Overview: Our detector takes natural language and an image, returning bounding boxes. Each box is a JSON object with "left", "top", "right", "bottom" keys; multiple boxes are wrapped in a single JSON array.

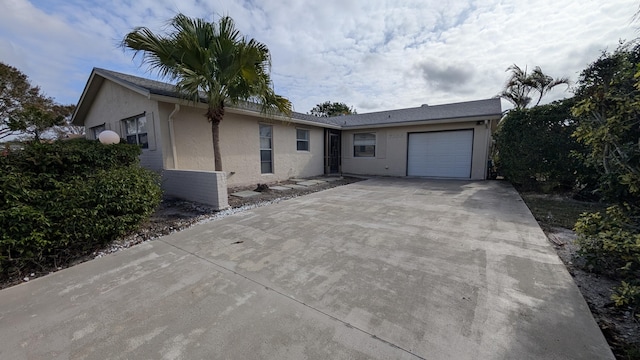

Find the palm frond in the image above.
[{"left": 122, "top": 13, "right": 292, "bottom": 118}]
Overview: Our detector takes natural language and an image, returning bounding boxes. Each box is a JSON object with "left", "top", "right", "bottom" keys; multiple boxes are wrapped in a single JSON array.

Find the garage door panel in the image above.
[{"left": 407, "top": 130, "right": 473, "bottom": 178}]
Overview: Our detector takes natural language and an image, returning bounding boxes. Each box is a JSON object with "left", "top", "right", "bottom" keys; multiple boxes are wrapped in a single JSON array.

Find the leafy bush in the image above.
[
  {"left": 494, "top": 99, "right": 593, "bottom": 192},
  {"left": 7, "top": 138, "right": 142, "bottom": 179},
  {"left": 0, "top": 139, "right": 161, "bottom": 277},
  {"left": 572, "top": 43, "right": 640, "bottom": 311},
  {"left": 575, "top": 204, "right": 640, "bottom": 313}
]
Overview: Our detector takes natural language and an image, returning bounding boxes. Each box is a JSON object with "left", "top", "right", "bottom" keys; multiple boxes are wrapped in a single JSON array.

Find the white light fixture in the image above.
[{"left": 98, "top": 130, "right": 120, "bottom": 145}]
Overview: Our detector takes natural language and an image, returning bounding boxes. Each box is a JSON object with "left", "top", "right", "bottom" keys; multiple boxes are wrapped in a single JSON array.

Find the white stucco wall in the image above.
[
  {"left": 83, "top": 81, "right": 164, "bottom": 172},
  {"left": 341, "top": 120, "right": 493, "bottom": 180},
  {"left": 162, "top": 169, "right": 228, "bottom": 209},
  {"left": 168, "top": 106, "right": 326, "bottom": 187}
]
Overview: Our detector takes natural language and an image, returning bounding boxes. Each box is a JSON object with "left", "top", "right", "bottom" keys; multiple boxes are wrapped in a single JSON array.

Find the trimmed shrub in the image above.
[{"left": 0, "top": 139, "right": 161, "bottom": 276}]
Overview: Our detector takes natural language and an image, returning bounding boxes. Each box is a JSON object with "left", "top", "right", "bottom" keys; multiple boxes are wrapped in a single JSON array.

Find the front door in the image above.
[{"left": 325, "top": 129, "right": 341, "bottom": 174}]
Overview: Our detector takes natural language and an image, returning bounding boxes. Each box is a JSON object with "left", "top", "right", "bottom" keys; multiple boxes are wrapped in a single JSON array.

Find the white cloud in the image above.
[{"left": 0, "top": 0, "right": 637, "bottom": 113}]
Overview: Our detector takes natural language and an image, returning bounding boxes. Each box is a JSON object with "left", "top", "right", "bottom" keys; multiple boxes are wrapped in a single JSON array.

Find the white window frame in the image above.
[
  {"left": 122, "top": 113, "right": 148, "bottom": 149},
  {"left": 353, "top": 133, "right": 376, "bottom": 157},
  {"left": 259, "top": 124, "right": 273, "bottom": 174},
  {"left": 296, "top": 128, "right": 310, "bottom": 152}
]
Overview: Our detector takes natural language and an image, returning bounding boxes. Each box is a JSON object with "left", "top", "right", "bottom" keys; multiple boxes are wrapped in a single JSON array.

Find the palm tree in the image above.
[
  {"left": 499, "top": 64, "right": 569, "bottom": 109},
  {"left": 122, "top": 14, "right": 292, "bottom": 171},
  {"left": 499, "top": 64, "right": 533, "bottom": 110},
  {"left": 529, "top": 66, "right": 570, "bottom": 106}
]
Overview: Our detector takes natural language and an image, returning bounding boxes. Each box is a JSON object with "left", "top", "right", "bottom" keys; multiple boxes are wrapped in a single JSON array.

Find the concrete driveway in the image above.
[{"left": 0, "top": 178, "right": 613, "bottom": 359}]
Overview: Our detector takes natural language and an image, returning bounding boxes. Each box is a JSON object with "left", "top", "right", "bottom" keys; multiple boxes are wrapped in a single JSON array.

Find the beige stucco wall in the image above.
[
  {"left": 341, "top": 120, "right": 493, "bottom": 180},
  {"left": 83, "top": 81, "right": 164, "bottom": 172},
  {"left": 168, "top": 106, "right": 325, "bottom": 187}
]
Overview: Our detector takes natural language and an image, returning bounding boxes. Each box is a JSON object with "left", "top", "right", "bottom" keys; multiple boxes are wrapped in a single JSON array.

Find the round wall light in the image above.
[{"left": 98, "top": 130, "right": 120, "bottom": 145}]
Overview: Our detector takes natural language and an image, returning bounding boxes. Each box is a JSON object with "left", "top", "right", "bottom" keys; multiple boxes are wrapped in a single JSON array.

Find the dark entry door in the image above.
[{"left": 325, "top": 129, "right": 341, "bottom": 174}]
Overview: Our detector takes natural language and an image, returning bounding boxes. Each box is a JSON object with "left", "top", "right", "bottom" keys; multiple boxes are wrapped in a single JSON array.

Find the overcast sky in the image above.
[{"left": 0, "top": 0, "right": 637, "bottom": 114}]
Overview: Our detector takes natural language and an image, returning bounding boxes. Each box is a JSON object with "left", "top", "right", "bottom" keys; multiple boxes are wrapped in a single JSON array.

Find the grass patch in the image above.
[{"left": 520, "top": 193, "right": 608, "bottom": 230}]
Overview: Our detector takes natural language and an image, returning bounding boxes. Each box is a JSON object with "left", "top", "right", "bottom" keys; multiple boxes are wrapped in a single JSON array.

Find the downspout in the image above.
[
  {"left": 168, "top": 104, "right": 180, "bottom": 169},
  {"left": 484, "top": 119, "right": 490, "bottom": 180}
]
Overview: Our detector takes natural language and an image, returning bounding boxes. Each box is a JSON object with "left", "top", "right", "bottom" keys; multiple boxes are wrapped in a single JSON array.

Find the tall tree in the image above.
[
  {"left": 0, "top": 62, "right": 73, "bottom": 141},
  {"left": 309, "top": 101, "right": 357, "bottom": 117},
  {"left": 498, "top": 64, "right": 569, "bottom": 109},
  {"left": 122, "top": 14, "right": 291, "bottom": 171},
  {"left": 51, "top": 104, "right": 83, "bottom": 140},
  {"left": 499, "top": 64, "right": 533, "bottom": 110},
  {"left": 9, "top": 100, "right": 74, "bottom": 141},
  {"left": 572, "top": 43, "right": 640, "bottom": 201},
  {"left": 0, "top": 63, "right": 39, "bottom": 140},
  {"left": 529, "top": 67, "right": 570, "bottom": 106}
]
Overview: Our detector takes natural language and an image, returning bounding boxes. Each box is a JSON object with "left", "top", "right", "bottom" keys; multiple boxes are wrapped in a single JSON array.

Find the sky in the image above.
[{"left": 0, "top": 0, "right": 638, "bottom": 114}]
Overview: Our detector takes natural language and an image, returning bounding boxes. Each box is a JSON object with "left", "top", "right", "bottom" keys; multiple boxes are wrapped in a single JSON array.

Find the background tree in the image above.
[
  {"left": 0, "top": 63, "right": 39, "bottom": 140},
  {"left": 498, "top": 64, "right": 569, "bottom": 109},
  {"left": 51, "top": 104, "right": 83, "bottom": 139},
  {"left": 309, "top": 101, "right": 357, "bottom": 117},
  {"left": 530, "top": 67, "right": 570, "bottom": 106},
  {"left": 572, "top": 43, "right": 640, "bottom": 201},
  {"left": 0, "top": 62, "right": 74, "bottom": 141},
  {"left": 8, "top": 100, "right": 74, "bottom": 141},
  {"left": 498, "top": 64, "right": 533, "bottom": 110},
  {"left": 123, "top": 14, "right": 291, "bottom": 171}
]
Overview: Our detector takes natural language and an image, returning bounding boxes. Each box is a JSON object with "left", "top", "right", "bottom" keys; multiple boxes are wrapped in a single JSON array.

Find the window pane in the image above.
[
  {"left": 125, "top": 119, "right": 136, "bottom": 135},
  {"left": 259, "top": 125, "right": 272, "bottom": 138},
  {"left": 297, "top": 140, "right": 309, "bottom": 151},
  {"left": 126, "top": 135, "right": 137, "bottom": 144},
  {"left": 261, "top": 162, "right": 272, "bottom": 174},
  {"left": 260, "top": 137, "right": 271, "bottom": 149},
  {"left": 354, "top": 145, "right": 375, "bottom": 157},
  {"left": 354, "top": 133, "right": 375, "bottom": 146},
  {"left": 92, "top": 125, "right": 105, "bottom": 139},
  {"left": 296, "top": 129, "right": 309, "bottom": 140},
  {"left": 260, "top": 150, "right": 272, "bottom": 162},
  {"left": 138, "top": 133, "right": 149, "bottom": 149},
  {"left": 137, "top": 116, "right": 147, "bottom": 133}
]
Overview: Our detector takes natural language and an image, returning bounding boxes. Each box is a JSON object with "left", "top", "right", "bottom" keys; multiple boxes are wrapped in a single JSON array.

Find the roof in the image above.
[
  {"left": 333, "top": 98, "right": 502, "bottom": 128},
  {"left": 95, "top": 68, "right": 181, "bottom": 99},
  {"left": 72, "top": 67, "right": 501, "bottom": 127},
  {"left": 72, "top": 68, "right": 342, "bottom": 127}
]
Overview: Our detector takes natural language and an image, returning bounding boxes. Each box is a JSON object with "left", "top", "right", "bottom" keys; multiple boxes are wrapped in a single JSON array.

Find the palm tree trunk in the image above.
[{"left": 208, "top": 105, "right": 224, "bottom": 172}]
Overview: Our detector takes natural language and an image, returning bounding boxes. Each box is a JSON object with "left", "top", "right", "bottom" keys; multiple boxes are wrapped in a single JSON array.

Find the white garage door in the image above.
[{"left": 407, "top": 130, "right": 473, "bottom": 178}]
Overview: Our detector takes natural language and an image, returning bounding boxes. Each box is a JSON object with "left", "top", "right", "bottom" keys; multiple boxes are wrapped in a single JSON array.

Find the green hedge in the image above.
[
  {"left": 495, "top": 100, "right": 593, "bottom": 192},
  {"left": 0, "top": 139, "right": 162, "bottom": 276}
]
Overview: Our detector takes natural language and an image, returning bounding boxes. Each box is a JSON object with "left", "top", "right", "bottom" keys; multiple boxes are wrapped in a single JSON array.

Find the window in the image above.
[
  {"left": 91, "top": 124, "right": 105, "bottom": 140},
  {"left": 123, "top": 114, "right": 148, "bottom": 149},
  {"left": 259, "top": 124, "right": 273, "bottom": 174},
  {"left": 296, "top": 129, "right": 309, "bottom": 151},
  {"left": 354, "top": 133, "right": 375, "bottom": 157}
]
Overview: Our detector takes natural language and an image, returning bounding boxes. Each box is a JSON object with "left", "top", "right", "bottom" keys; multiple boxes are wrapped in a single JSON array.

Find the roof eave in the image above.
[
  {"left": 226, "top": 107, "right": 342, "bottom": 129},
  {"left": 150, "top": 94, "right": 341, "bottom": 129},
  {"left": 340, "top": 114, "right": 502, "bottom": 130},
  {"left": 71, "top": 70, "right": 101, "bottom": 126}
]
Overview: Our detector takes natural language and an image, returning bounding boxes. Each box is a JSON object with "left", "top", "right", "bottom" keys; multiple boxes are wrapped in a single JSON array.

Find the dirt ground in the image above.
[{"left": 546, "top": 227, "right": 639, "bottom": 359}]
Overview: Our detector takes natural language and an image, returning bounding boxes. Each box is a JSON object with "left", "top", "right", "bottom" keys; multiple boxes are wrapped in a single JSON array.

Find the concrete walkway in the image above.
[{"left": 0, "top": 178, "right": 613, "bottom": 359}]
